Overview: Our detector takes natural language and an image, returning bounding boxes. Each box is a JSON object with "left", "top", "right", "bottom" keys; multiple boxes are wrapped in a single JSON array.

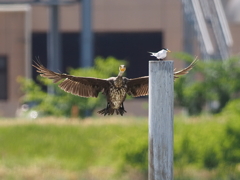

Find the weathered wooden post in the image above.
[{"left": 149, "top": 61, "right": 174, "bottom": 180}]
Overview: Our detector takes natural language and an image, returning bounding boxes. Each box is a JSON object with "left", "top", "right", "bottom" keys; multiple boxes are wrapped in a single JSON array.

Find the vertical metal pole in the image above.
[
  {"left": 24, "top": 5, "right": 32, "bottom": 78},
  {"left": 80, "top": 0, "right": 93, "bottom": 117},
  {"left": 183, "top": 11, "right": 194, "bottom": 55},
  {"left": 80, "top": 0, "right": 93, "bottom": 67},
  {"left": 149, "top": 61, "right": 174, "bottom": 180},
  {"left": 47, "top": 3, "right": 61, "bottom": 94}
]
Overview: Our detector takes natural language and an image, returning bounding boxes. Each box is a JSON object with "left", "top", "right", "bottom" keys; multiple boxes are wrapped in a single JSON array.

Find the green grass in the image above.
[
  {"left": 0, "top": 115, "right": 240, "bottom": 180},
  {"left": 0, "top": 117, "right": 148, "bottom": 180}
]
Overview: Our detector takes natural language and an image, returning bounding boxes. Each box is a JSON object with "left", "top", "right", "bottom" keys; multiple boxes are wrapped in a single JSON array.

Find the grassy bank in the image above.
[
  {"left": 0, "top": 115, "right": 240, "bottom": 180},
  {"left": 0, "top": 117, "right": 147, "bottom": 180}
]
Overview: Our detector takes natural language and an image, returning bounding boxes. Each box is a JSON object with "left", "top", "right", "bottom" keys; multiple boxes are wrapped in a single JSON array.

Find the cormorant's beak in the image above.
[
  {"left": 119, "top": 65, "right": 126, "bottom": 72},
  {"left": 167, "top": 49, "right": 171, "bottom": 52}
]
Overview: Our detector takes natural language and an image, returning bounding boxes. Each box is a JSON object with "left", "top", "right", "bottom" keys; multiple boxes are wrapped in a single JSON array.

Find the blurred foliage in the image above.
[
  {"left": 173, "top": 53, "right": 240, "bottom": 115},
  {"left": 2, "top": 114, "right": 240, "bottom": 179},
  {"left": 18, "top": 57, "right": 128, "bottom": 118},
  {"left": 221, "top": 98, "right": 240, "bottom": 116},
  {"left": 116, "top": 113, "right": 240, "bottom": 179},
  {"left": 113, "top": 124, "right": 148, "bottom": 176}
]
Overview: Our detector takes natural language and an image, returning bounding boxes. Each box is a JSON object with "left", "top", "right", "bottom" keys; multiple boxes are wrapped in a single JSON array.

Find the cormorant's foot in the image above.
[
  {"left": 97, "top": 108, "right": 115, "bottom": 116},
  {"left": 97, "top": 108, "right": 106, "bottom": 115},
  {"left": 119, "top": 107, "right": 127, "bottom": 116},
  {"left": 98, "top": 105, "right": 127, "bottom": 116}
]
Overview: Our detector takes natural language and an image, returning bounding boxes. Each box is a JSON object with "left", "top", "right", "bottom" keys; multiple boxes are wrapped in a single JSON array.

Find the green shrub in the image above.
[
  {"left": 173, "top": 53, "right": 240, "bottom": 115},
  {"left": 221, "top": 118, "right": 240, "bottom": 166},
  {"left": 202, "top": 147, "right": 219, "bottom": 169},
  {"left": 113, "top": 123, "right": 148, "bottom": 174},
  {"left": 221, "top": 98, "right": 240, "bottom": 116}
]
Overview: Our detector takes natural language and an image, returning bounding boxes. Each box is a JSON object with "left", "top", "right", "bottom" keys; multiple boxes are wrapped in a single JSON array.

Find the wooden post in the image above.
[{"left": 149, "top": 61, "right": 174, "bottom": 180}]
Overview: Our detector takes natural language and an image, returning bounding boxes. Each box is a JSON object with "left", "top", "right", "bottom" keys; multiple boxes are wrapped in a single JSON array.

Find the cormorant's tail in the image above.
[{"left": 97, "top": 107, "right": 127, "bottom": 116}]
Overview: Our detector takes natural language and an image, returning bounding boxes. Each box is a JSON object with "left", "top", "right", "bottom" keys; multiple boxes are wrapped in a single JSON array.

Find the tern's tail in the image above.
[{"left": 148, "top": 52, "right": 155, "bottom": 56}]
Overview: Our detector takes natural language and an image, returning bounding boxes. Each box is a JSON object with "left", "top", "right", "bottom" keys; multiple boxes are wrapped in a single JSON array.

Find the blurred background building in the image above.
[{"left": 0, "top": 0, "right": 240, "bottom": 117}]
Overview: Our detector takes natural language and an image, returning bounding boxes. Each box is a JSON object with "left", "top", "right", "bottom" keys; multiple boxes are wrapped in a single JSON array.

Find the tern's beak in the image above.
[{"left": 167, "top": 49, "right": 171, "bottom": 52}]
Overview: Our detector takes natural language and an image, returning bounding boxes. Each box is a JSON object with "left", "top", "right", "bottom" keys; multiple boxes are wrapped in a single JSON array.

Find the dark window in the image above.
[
  {"left": 32, "top": 32, "right": 163, "bottom": 79},
  {"left": 0, "top": 57, "right": 7, "bottom": 100},
  {"left": 95, "top": 32, "right": 163, "bottom": 78},
  {"left": 32, "top": 33, "right": 47, "bottom": 80},
  {"left": 62, "top": 33, "right": 79, "bottom": 69},
  {"left": 32, "top": 33, "right": 79, "bottom": 80}
]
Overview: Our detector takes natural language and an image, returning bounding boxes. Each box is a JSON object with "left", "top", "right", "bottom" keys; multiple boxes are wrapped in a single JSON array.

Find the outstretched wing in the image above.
[
  {"left": 33, "top": 62, "right": 110, "bottom": 98},
  {"left": 174, "top": 57, "right": 198, "bottom": 79},
  {"left": 126, "top": 57, "right": 198, "bottom": 97},
  {"left": 126, "top": 76, "right": 148, "bottom": 97}
]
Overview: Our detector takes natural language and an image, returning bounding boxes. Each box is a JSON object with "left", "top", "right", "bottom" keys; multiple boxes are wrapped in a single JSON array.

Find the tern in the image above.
[{"left": 149, "top": 48, "right": 171, "bottom": 60}]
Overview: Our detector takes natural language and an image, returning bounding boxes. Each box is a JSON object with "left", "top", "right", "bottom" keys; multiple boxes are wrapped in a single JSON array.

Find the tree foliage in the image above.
[{"left": 173, "top": 53, "right": 240, "bottom": 115}]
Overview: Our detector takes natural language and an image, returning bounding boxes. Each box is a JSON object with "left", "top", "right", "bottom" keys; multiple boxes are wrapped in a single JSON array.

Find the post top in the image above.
[{"left": 149, "top": 60, "right": 174, "bottom": 63}]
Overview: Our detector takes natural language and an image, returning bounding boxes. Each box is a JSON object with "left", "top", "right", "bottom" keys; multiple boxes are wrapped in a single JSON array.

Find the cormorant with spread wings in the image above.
[{"left": 33, "top": 58, "right": 197, "bottom": 116}]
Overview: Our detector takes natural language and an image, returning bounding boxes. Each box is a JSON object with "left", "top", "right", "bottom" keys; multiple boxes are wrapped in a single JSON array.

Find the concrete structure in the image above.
[
  {"left": 0, "top": 5, "right": 31, "bottom": 117},
  {"left": 0, "top": 0, "right": 240, "bottom": 117}
]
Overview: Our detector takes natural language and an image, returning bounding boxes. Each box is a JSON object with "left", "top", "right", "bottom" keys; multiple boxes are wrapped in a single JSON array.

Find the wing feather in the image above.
[
  {"left": 32, "top": 61, "right": 110, "bottom": 98},
  {"left": 126, "top": 76, "right": 148, "bottom": 97},
  {"left": 174, "top": 57, "right": 198, "bottom": 79}
]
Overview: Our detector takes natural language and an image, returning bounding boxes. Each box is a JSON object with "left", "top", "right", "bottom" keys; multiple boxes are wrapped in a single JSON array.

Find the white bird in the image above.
[{"left": 149, "top": 48, "right": 171, "bottom": 60}]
